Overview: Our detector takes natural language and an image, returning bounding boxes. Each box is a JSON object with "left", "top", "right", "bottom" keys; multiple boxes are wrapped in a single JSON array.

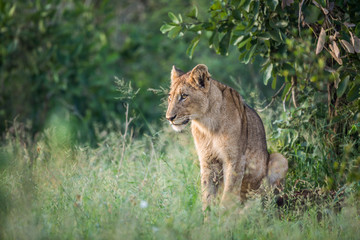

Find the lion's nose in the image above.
[{"left": 166, "top": 114, "right": 177, "bottom": 121}]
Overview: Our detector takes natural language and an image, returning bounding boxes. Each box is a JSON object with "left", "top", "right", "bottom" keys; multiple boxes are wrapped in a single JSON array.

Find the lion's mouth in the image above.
[
  {"left": 171, "top": 119, "right": 189, "bottom": 126},
  {"left": 169, "top": 118, "right": 190, "bottom": 132}
]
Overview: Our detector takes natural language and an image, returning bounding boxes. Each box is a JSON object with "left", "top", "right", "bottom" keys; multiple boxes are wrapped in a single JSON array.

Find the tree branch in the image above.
[
  {"left": 298, "top": 0, "right": 305, "bottom": 37},
  {"left": 258, "top": 83, "right": 286, "bottom": 112}
]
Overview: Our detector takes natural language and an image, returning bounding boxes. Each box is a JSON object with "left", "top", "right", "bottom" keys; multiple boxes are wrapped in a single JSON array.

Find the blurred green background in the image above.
[{"left": 0, "top": 0, "right": 269, "bottom": 144}]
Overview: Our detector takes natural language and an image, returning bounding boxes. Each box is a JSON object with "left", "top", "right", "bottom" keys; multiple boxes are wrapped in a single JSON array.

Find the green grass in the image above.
[{"left": 0, "top": 124, "right": 359, "bottom": 239}]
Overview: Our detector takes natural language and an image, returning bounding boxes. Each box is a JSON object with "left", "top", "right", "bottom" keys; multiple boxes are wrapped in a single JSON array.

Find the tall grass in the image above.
[{"left": 0, "top": 119, "right": 359, "bottom": 239}]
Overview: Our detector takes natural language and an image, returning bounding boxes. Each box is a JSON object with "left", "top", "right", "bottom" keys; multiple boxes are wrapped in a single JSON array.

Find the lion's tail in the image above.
[{"left": 267, "top": 153, "right": 288, "bottom": 187}]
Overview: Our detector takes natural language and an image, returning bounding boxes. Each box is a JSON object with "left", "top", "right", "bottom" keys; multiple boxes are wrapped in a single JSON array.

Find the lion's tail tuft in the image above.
[{"left": 267, "top": 153, "right": 288, "bottom": 187}]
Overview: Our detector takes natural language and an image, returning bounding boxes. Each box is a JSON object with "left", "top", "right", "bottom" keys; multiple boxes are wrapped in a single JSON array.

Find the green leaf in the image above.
[
  {"left": 231, "top": 0, "right": 242, "bottom": 7},
  {"left": 348, "top": 124, "right": 358, "bottom": 135},
  {"left": 319, "top": 0, "right": 326, "bottom": 7},
  {"left": 187, "top": 6, "right": 198, "bottom": 19},
  {"left": 218, "top": 23, "right": 229, "bottom": 33},
  {"left": 234, "top": 22, "right": 247, "bottom": 31},
  {"left": 210, "top": 0, "right": 222, "bottom": 11},
  {"left": 269, "top": 29, "right": 283, "bottom": 42},
  {"left": 168, "top": 12, "right": 179, "bottom": 24},
  {"left": 355, "top": 23, "right": 360, "bottom": 36},
  {"left": 178, "top": 14, "right": 183, "bottom": 23},
  {"left": 253, "top": 1, "right": 260, "bottom": 18},
  {"left": 263, "top": 63, "right": 273, "bottom": 85},
  {"left": 219, "top": 31, "right": 232, "bottom": 55},
  {"left": 267, "top": 0, "right": 279, "bottom": 11},
  {"left": 281, "top": 83, "right": 291, "bottom": 100},
  {"left": 236, "top": 36, "right": 251, "bottom": 49},
  {"left": 337, "top": 75, "right": 349, "bottom": 98},
  {"left": 186, "top": 35, "right": 201, "bottom": 59},
  {"left": 257, "top": 32, "right": 271, "bottom": 40},
  {"left": 210, "top": 31, "right": 220, "bottom": 53},
  {"left": 271, "top": 76, "right": 277, "bottom": 89},
  {"left": 243, "top": 0, "right": 252, "bottom": 12},
  {"left": 355, "top": 75, "right": 360, "bottom": 84},
  {"left": 243, "top": 43, "right": 257, "bottom": 64},
  {"left": 39, "top": 20, "right": 45, "bottom": 33},
  {"left": 160, "top": 24, "right": 175, "bottom": 34},
  {"left": 304, "top": 5, "right": 321, "bottom": 24},
  {"left": 238, "top": 50, "right": 247, "bottom": 61},
  {"left": 188, "top": 24, "right": 202, "bottom": 32},
  {"left": 346, "top": 83, "right": 360, "bottom": 102},
  {"left": 275, "top": 20, "right": 288, "bottom": 28},
  {"left": 167, "top": 26, "right": 182, "bottom": 39},
  {"left": 232, "top": 9, "right": 242, "bottom": 20},
  {"left": 232, "top": 34, "right": 243, "bottom": 45},
  {"left": 282, "top": 63, "right": 296, "bottom": 76},
  {"left": 202, "top": 22, "right": 215, "bottom": 31},
  {"left": 9, "top": 4, "right": 16, "bottom": 17},
  {"left": 238, "top": 0, "right": 248, "bottom": 7}
]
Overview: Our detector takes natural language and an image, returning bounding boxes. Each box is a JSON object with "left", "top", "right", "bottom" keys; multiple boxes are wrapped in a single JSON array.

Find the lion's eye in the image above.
[{"left": 180, "top": 94, "right": 188, "bottom": 101}]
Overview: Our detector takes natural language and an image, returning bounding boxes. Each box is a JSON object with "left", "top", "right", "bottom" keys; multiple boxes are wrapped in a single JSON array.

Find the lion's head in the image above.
[{"left": 166, "top": 64, "right": 212, "bottom": 132}]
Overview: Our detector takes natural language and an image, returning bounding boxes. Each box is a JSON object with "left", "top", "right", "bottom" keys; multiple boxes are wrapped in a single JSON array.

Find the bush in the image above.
[{"left": 0, "top": 0, "right": 121, "bottom": 142}]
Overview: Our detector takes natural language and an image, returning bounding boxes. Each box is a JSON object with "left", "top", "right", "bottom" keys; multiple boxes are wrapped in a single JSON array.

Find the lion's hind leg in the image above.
[{"left": 267, "top": 153, "right": 288, "bottom": 188}]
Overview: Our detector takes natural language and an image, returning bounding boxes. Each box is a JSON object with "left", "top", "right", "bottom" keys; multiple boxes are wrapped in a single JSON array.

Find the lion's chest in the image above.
[{"left": 192, "top": 123, "right": 236, "bottom": 163}]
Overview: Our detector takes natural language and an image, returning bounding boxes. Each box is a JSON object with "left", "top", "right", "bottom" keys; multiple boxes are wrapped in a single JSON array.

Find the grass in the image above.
[{"left": 0, "top": 121, "right": 359, "bottom": 240}]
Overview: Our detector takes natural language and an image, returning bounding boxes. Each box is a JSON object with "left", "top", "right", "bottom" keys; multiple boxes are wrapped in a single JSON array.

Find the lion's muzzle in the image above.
[{"left": 167, "top": 117, "right": 190, "bottom": 132}]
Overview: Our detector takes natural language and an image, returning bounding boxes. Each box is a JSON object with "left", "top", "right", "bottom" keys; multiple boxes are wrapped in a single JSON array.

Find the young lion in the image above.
[{"left": 166, "top": 64, "right": 288, "bottom": 211}]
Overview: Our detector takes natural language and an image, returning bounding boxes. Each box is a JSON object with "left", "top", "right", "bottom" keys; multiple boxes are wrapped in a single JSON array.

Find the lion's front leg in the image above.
[
  {"left": 220, "top": 155, "right": 246, "bottom": 208},
  {"left": 200, "top": 159, "right": 223, "bottom": 212}
]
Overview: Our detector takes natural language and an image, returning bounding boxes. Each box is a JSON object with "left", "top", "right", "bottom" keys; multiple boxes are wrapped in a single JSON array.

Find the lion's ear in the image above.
[
  {"left": 171, "top": 65, "right": 184, "bottom": 81},
  {"left": 190, "top": 64, "right": 211, "bottom": 90}
]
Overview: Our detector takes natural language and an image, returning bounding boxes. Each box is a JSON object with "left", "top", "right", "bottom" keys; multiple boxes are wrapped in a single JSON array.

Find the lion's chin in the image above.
[
  {"left": 170, "top": 119, "right": 190, "bottom": 132},
  {"left": 171, "top": 123, "right": 186, "bottom": 132}
]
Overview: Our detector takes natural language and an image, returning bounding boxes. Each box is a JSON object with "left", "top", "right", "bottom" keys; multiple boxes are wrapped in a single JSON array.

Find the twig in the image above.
[
  {"left": 291, "top": 76, "right": 298, "bottom": 108},
  {"left": 283, "top": 85, "right": 293, "bottom": 112},
  {"left": 298, "top": 0, "right": 305, "bottom": 37},
  {"left": 119, "top": 103, "right": 134, "bottom": 170},
  {"left": 258, "top": 83, "right": 286, "bottom": 112}
]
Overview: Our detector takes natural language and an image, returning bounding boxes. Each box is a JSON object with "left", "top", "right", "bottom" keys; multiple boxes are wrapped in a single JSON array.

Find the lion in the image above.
[{"left": 166, "top": 64, "right": 288, "bottom": 211}]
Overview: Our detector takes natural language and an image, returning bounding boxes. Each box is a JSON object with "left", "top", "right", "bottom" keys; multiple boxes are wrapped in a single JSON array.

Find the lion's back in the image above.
[{"left": 245, "top": 105, "right": 268, "bottom": 152}]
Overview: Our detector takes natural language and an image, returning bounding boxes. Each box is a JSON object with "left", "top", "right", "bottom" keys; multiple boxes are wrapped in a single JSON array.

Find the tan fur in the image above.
[
  {"left": 267, "top": 153, "right": 288, "bottom": 187},
  {"left": 166, "top": 64, "right": 288, "bottom": 211}
]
